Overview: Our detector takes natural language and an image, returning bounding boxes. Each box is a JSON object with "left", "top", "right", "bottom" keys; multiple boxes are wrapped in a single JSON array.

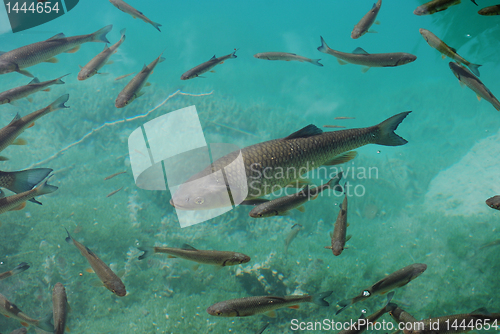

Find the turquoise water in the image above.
[{"left": 0, "top": 0, "right": 500, "bottom": 333}]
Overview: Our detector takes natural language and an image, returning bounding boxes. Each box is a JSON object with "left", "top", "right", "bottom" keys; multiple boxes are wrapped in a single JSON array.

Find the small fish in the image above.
[
  {"left": 419, "top": 28, "right": 480, "bottom": 77},
  {"left": 389, "top": 303, "right": 419, "bottom": 334},
  {"left": 325, "top": 194, "right": 349, "bottom": 256},
  {"left": 138, "top": 244, "right": 250, "bottom": 266},
  {"left": 106, "top": 187, "right": 123, "bottom": 198},
  {"left": 0, "top": 168, "right": 53, "bottom": 205},
  {"left": 0, "top": 178, "right": 57, "bottom": 214},
  {"left": 52, "top": 282, "right": 68, "bottom": 334},
  {"left": 339, "top": 292, "right": 396, "bottom": 334},
  {"left": 486, "top": 195, "right": 500, "bottom": 210},
  {"left": 65, "top": 229, "right": 126, "bottom": 296},
  {"left": 479, "top": 239, "right": 500, "bottom": 250},
  {"left": 0, "top": 94, "right": 69, "bottom": 155},
  {"left": 114, "top": 72, "right": 135, "bottom": 81},
  {"left": 336, "top": 263, "right": 427, "bottom": 314},
  {"left": 351, "top": 0, "right": 382, "bottom": 39},
  {"left": 104, "top": 171, "right": 126, "bottom": 180},
  {"left": 317, "top": 37, "right": 416, "bottom": 73},
  {"left": 256, "top": 323, "right": 270, "bottom": 334},
  {"left": 0, "top": 262, "right": 29, "bottom": 280},
  {"left": 181, "top": 50, "right": 238, "bottom": 80},
  {"left": 449, "top": 62, "right": 500, "bottom": 111},
  {"left": 0, "top": 292, "right": 53, "bottom": 332},
  {"left": 335, "top": 117, "right": 356, "bottom": 120},
  {"left": 248, "top": 173, "right": 344, "bottom": 218},
  {"left": 207, "top": 291, "right": 333, "bottom": 317},
  {"left": 414, "top": 0, "right": 461, "bottom": 15},
  {"left": 171, "top": 112, "right": 411, "bottom": 211},
  {"left": 109, "top": 0, "right": 161, "bottom": 32},
  {"left": 0, "top": 26, "right": 112, "bottom": 77},
  {"left": 254, "top": 52, "right": 322, "bottom": 66},
  {"left": 479, "top": 5, "right": 500, "bottom": 15},
  {"left": 409, "top": 308, "right": 500, "bottom": 334},
  {"left": 323, "top": 125, "right": 346, "bottom": 128},
  {"left": 0, "top": 74, "right": 68, "bottom": 105},
  {"left": 115, "top": 52, "right": 164, "bottom": 108},
  {"left": 78, "top": 29, "right": 126, "bottom": 80},
  {"left": 284, "top": 224, "right": 302, "bottom": 255}
]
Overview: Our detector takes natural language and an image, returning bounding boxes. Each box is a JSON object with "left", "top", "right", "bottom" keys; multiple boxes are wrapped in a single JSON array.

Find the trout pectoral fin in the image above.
[
  {"left": 167, "top": 255, "right": 177, "bottom": 258},
  {"left": 323, "top": 151, "right": 357, "bottom": 166},
  {"left": 9, "top": 202, "right": 26, "bottom": 211},
  {"left": 42, "top": 88, "right": 51, "bottom": 92},
  {"left": 12, "top": 138, "right": 27, "bottom": 145},
  {"left": 65, "top": 46, "right": 81, "bottom": 53},
  {"left": 264, "top": 310, "right": 277, "bottom": 318},
  {"left": 296, "top": 206, "right": 305, "bottom": 212},
  {"left": 477, "top": 95, "right": 482, "bottom": 101},
  {"left": 85, "top": 268, "right": 95, "bottom": 273},
  {"left": 442, "top": 55, "right": 446, "bottom": 59},
  {"left": 361, "top": 66, "right": 370, "bottom": 73},
  {"left": 44, "top": 57, "right": 59, "bottom": 63},
  {"left": 288, "top": 305, "right": 300, "bottom": 309},
  {"left": 337, "top": 59, "right": 348, "bottom": 65},
  {"left": 27, "top": 97, "right": 34, "bottom": 102}
]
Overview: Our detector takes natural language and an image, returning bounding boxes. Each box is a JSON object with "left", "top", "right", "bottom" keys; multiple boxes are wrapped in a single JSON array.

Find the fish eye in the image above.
[{"left": 194, "top": 197, "right": 204, "bottom": 205}]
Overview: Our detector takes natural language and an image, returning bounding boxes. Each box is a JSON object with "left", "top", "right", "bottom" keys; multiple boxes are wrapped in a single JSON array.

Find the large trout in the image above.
[{"left": 170, "top": 111, "right": 411, "bottom": 210}]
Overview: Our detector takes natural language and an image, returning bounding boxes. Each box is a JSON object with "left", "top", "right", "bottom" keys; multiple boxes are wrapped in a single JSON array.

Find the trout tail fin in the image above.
[{"left": 374, "top": 111, "right": 411, "bottom": 146}]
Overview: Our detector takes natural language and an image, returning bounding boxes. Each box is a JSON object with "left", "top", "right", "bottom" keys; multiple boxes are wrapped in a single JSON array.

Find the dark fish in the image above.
[
  {"left": 351, "top": 0, "right": 382, "bottom": 39},
  {"left": 255, "top": 323, "right": 269, "bottom": 334},
  {"left": 449, "top": 62, "right": 500, "bottom": 111},
  {"left": 0, "top": 26, "right": 112, "bottom": 77},
  {"left": 78, "top": 28, "right": 126, "bottom": 80},
  {"left": 414, "top": 0, "right": 461, "bottom": 15},
  {"left": 0, "top": 262, "right": 29, "bottom": 280},
  {"left": 52, "top": 282, "right": 68, "bottom": 334},
  {"left": 0, "top": 74, "right": 68, "bottom": 105},
  {"left": 479, "top": 5, "right": 500, "bottom": 15},
  {"left": 318, "top": 37, "right": 416, "bottom": 72},
  {"left": 115, "top": 52, "right": 164, "bottom": 108},
  {"left": 0, "top": 178, "right": 57, "bottom": 214},
  {"left": 419, "top": 28, "right": 480, "bottom": 77},
  {"left": 336, "top": 263, "right": 427, "bottom": 314},
  {"left": 339, "top": 292, "right": 396, "bottom": 334},
  {"left": 104, "top": 171, "right": 126, "bottom": 180},
  {"left": 0, "top": 168, "right": 53, "bottom": 204},
  {"left": 408, "top": 308, "right": 500, "bottom": 334},
  {"left": 109, "top": 0, "right": 161, "bottom": 32},
  {"left": 254, "top": 52, "right": 322, "bottom": 66},
  {"left": 389, "top": 303, "right": 419, "bottom": 334},
  {"left": 138, "top": 244, "right": 250, "bottom": 266},
  {"left": 65, "top": 229, "right": 126, "bottom": 297},
  {"left": 486, "top": 195, "right": 500, "bottom": 210},
  {"left": 171, "top": 112, "right": 411, "bottom": 210},
  {"left": 0, "top": 293, "right": 52, "bottom": 331},
  {"left": 181, "top": 50, "right": 238, "bottom": 80},
  {"left": 479, "top": 239, "right": 500, "bottom": 250},
  {"left": 284, "top": 224, "right": 302, "bottom": 255},
  {"left": 106, "top": 187, "right": 123, "bottom": 197},
  {"left": 0, "top": 94, "right": 69, "bottom": 154},
  {"left": 207, "top": 291, "right": 333, "bottom": 317},
  {"left": 248, "top": 173, "right": 344, "bottom": 218},
  {"left": 325, "top": 194, "right": 349, "bottom": 256}
]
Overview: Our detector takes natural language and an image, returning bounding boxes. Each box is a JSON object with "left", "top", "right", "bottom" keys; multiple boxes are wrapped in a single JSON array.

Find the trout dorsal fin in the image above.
[
  {"left": 181, "top": 244, "right": 197, "bottom": 251},
  {"left": 47, "top": 33, "right": 65, "bottom": 40},
  {"left": 8, "top": 113, "right": 21, "bottom": 125},
  {"left": 283, "top": 124, "right": 322, "bottom": 140},
  {"left": 353, "top": 47, "right": 369, "bottom": 55}
]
